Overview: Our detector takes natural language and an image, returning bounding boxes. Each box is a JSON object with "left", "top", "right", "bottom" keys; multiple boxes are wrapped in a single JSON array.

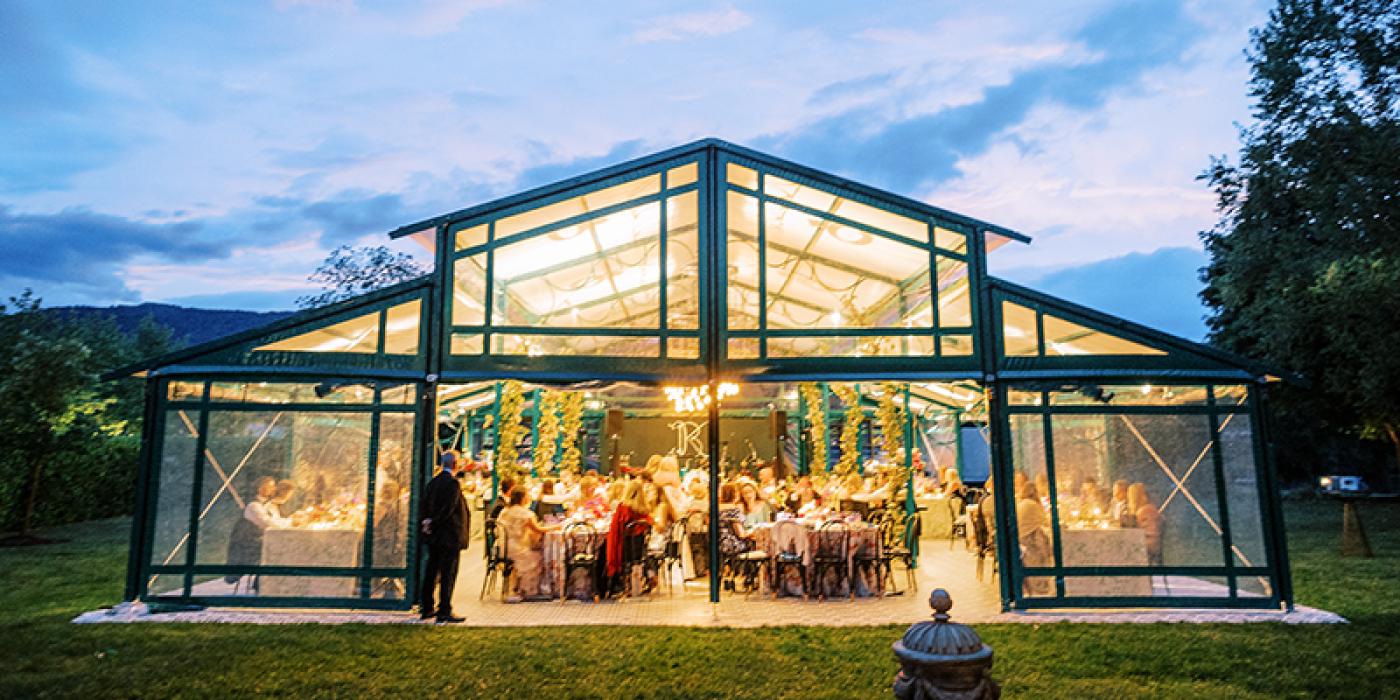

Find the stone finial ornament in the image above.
[{"left": 892, "top": 589, "right": 1000, "bottom": 700}]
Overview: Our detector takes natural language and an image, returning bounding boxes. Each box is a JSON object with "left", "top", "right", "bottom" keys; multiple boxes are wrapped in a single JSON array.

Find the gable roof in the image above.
[{"left": 386, "top": 138, "right": 1032, "bottom": 245}]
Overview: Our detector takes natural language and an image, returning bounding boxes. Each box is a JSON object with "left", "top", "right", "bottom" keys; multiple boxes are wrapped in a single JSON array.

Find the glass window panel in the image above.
[
  {"left": 1062, "top": 575, "right": 1229, "bottom": 598},
  {"left": 372, "top": 413, "right": 415, "bottom": 569},
  {"left": 209, "top": 381, "right": 375, "bottom": 404},
  {"left": 1008, "top": 414, "right": 1054, "bottom": 597},
  {"left": 764, "top": 174, "right": 929, "bottom": 244},
  {"left": 492, "top": 201, "right": 662, "bottom": 328},
  {"left": 940, "top": 334, "right": 974, "bottom": 356},
  {"left": 1001, "top": 302, "right": 1039, "bottom": 356},
  {"left": 148, "top": 410, "right": 199, "bottom": 570},
  {"left": 1042, "top": 314, "right": 1167, "bottom": 356},
  {"left": 764, "top": 201, "right": 930, "bottom": 329},
  {"left": 379, "top": 383, "right": 417, "bottom": 405},
  {"left": 1213, "top": 385, "right": 1250, "bottom": 406},
  {"left": 934, "top": 226, "right": 967, "bottom": 254},
  {"left": 454, "top": 224, "right": 487, "bottom": 251},
  {"left": 1219, "top": 415, "right": 1270, "bottom": 581},
  {"left": 255, "top": 311, "right": 380, "bottom": 354},
  {"left": 147, "top": 571, "right": 186, "bottom": 597},
  {"left": 1049, "top": 385, "right": 1211, "bottom": 406},
  {"left": 194, "top": 411, "right": 370, "bottom": 570},
  {"left": 495, "top": 173, "right": 660, "bottom": 240},
  {"left": 767, "top": 335, "right": 935, "bottom": 358},
  {"left": 494, "top": 334, "right": 660, "bottom": 357},
  {"left": 937, "top": 257, "right": 972, "bottom": 328},
  {"left": 1050, "top": 414, "right": 1222, "bottom": 569},
  {"left": 726, "top": 163, "right": 758, "bottom": 190},
  {"left": 667, "top": 336, "right": 699, "bottom": 359},
  {"left": 1008, "top": 389, "right": 1043, "bottom": 406},
  {"left": 666, "top": 192, "right": 700, "bottom": 330},
  {"left": 451, "top": 333, "right": 484, "bottom": 355},
  {"left": 197, "top": 575, "right": 365, "bottom": 599},
  {"left": 167, "top": 381, "right": 204, "bottom": 401},
  {"left": 452, "top": 254, "right": 488, "bottom": 327},
  {"left": 727, "top": 337, "right": 759, "bottom": 359},
  {"left": 382, "top": 300, "right": 421, "bottom": 355},
  {"left": 667, "top": 162, "right": 698, "bottom": 188},
  {"left": 726, "top": 191, "right": 760, "bottom": 329}
]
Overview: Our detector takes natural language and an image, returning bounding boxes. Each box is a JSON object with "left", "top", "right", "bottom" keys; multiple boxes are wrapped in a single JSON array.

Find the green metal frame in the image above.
[
  {"left": 117, "top": 138, "right": 1293, "bottom": 612},
  {"left": 994, "top": 380, "right": 1289, "bottom": 609},
  {"left": 131, "top": 376, "right": 422, "bottom": 609}
]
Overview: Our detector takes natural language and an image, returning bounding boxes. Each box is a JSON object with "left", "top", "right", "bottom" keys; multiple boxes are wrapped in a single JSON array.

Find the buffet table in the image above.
[
  {"left": 259, "top": 526, "right": 362, "bottom": 597},
  {"left": 1059, "top": 527, "right": 1151, "bottom": 597}
]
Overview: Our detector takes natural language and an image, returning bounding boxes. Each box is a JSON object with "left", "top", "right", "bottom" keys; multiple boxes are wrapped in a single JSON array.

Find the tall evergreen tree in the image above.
[{"left": 1200, "top": 0, "right": 1400, "bottom": 482}]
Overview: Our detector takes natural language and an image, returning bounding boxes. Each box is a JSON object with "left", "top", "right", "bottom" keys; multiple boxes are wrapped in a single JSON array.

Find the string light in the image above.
[{"left": 663, "top": 382, "right": 740, "bottom": 413}]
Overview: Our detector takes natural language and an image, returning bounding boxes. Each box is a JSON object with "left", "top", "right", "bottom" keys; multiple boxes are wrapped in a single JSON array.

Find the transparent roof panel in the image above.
[
  {"left": 382, "top": 300, "right": 421, "bottom": 355},
  {"left": 255, "top": 310, "right": 380, "bottom": 354},
  {"left": 764, "top": 174, "right": 928, "bottom": 244},
  {"left": 494, "top": 173, "right": 660, "bottom": 241},
  {"left": 764, "top": 201, "right": 931, "bottom": 329},
  {"left": 1002, "top": 301, "right": 1039, "bottom": 356},
  {"left": 1042, "top": 314, "right": 1166, "bottom": 356},
  {"left": 491, "top": 200, "right": 662, "bottom": 328}
]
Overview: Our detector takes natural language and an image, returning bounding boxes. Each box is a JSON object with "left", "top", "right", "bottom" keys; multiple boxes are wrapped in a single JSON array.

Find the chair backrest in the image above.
[
  {"left": 564, "top": 522, "right": 597, "bottom": 557},
  {"left": 948, "top": 493, "right": 967, "bottom": 516},
  {"left": 901, "top": 512, "right": 920, "bottom": 550},
  {"left": 771, "top": 519, "right": 804, "bottom": 555},
  {"left": 815, "top": 520, "right": 849, "bottom": 558},
  {"left": 622, "top": 519, "right": 651, "bottom": 565},
  {"left": 483, "top": 518, "right": 499, "bottom": 560},
  {"left": 877, "top": 517, "right": 896, "bottom": 550}
]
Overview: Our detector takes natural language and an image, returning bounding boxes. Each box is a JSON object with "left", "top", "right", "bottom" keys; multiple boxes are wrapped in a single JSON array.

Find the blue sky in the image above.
[{"left": 0, "top": 0, "right": 1269, "bottom": 339}]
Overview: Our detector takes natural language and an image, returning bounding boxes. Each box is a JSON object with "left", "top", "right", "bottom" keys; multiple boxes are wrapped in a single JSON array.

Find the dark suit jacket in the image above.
[{"left": 421, "top": 471, "right": 469, "bottom": 550}]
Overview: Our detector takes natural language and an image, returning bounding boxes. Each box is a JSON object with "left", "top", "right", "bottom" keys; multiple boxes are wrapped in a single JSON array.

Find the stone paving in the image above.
[{"left": 73, "top": 537, "right": 1345, "bottom": 626}]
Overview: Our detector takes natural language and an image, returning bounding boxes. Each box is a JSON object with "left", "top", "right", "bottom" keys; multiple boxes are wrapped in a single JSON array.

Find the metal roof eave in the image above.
[
  {"left": 987, "top": 277, "right": 1301, "bottom": 384},
  {"left": 386, "top": 138, "right": 1033, "bottom": 245},
  {"left": 101, "top": 275, "right": 434, "bottom": 381}
]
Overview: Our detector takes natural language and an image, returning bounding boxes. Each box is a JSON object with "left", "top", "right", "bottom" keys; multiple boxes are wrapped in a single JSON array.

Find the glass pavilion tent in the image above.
[{"left": 114, "top": 139, "right": 1292, "bottom": 611}]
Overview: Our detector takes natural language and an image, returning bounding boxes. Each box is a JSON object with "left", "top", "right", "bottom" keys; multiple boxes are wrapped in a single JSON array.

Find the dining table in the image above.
[{"left": 749, "top": 518, "right": 883, "bottom": 598}]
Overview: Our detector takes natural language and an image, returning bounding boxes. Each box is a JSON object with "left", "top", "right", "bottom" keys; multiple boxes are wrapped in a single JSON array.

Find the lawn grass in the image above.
[{"left": 2, "top": 500, "right": 1398, "bottom": 699}]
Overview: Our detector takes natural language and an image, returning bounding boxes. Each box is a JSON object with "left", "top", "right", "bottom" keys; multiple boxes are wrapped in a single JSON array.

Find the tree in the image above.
[
  {"left": 1199, "top": 0, "right": 1400, "bottom": 483},
  {"left": 0, "top": 292, "right": 95, "bottom": 539},
  {"left": 296, "top": 245, "right": 427, "bottom": 309}
]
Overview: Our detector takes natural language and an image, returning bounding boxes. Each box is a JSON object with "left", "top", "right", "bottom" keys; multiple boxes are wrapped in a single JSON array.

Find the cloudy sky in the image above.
[{"left": 0, "top": 0, "right": 1269, "bottom": 339}]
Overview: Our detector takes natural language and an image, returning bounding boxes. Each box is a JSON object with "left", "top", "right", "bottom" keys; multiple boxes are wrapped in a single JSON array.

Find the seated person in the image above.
[
  {"left": 1109, "top": 480, "right": 1131, "bottom": 526},
  {"left": 224, "top": 476, "right": 289, "bottom": 586},
  {"left": 717, "top": 483, "right": 752, "bottom": 557},
  {"left": 606, "top": 480, "right": 656, "bottom": 594},
  {"left": 488, "top": 476, "right": 516, "bottom": 522},
  {"left": 738, "top": 481, "right": 772, "bottom": 527},
  {"left": 533, "top": 479, "right": 567, "bottom": 521},
  {"left": 785, "top": 477, "right": 817, "bottom": 513},
  {"left": 797, "top": 492, "right": 830, "bottom": 518},
  {"left": 1129, "top": 483, "right": 1163, "bottom": 565},
  {"left": 497, "top": 487, "right": 559, "bottom": 601}
]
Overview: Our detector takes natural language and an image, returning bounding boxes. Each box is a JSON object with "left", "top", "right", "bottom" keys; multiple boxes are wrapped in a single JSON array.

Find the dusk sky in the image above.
[{"left": 0, "top": 0, "right": 1271, "bottom": 339}]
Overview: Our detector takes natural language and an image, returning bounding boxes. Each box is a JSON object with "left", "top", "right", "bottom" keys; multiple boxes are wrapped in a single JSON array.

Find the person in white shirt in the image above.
[{"left": 225, "top": 477, "right": 291, "bottom": 591}]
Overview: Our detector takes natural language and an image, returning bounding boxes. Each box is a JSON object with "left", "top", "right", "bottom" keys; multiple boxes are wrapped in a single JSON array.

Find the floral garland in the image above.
[
  {"left": 533, "top": 390, "right": 562, "bottom": 472},
  {"left": 557, "top": 391, "right": 584, "bottom": 474},
  {"left": 798, "top": 382, "right": 827, "bottom": 470},
  {"left": 493, "top": 380, "right": 527, "bottom": 480},
  {"left": 832, "top": 384, "right": 863, "bottom": 476},
  {"left": 876, "top": 382, "right": 906, "bottom": 462}
]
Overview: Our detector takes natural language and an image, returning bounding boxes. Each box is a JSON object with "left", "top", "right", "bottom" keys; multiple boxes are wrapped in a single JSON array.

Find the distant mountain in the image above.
[{"left": 48, "top": 303, "right": 293, "bottom": 347}]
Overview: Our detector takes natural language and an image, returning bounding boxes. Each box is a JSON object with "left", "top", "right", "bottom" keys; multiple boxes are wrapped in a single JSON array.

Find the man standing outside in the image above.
[{"left": 419, "top": 451, "right": 468, "bottom": 623}]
